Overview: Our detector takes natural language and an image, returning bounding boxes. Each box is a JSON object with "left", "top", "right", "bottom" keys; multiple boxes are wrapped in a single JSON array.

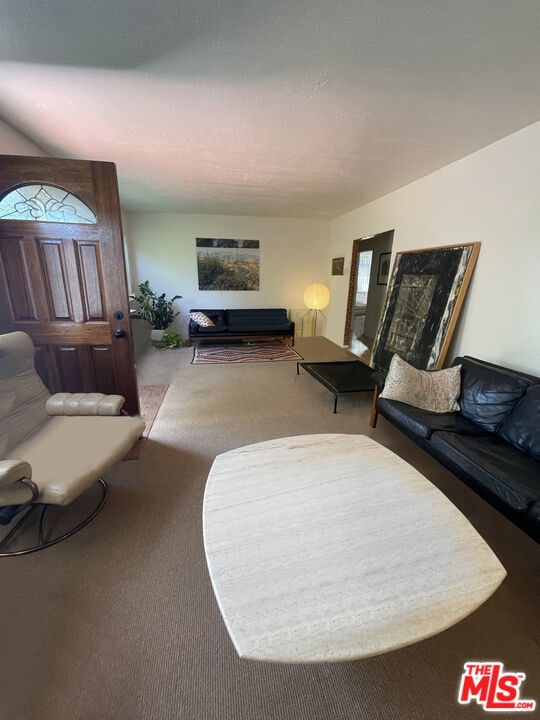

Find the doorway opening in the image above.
[{"left": 343, "top": 230, "right": 394, "bottom": 364}]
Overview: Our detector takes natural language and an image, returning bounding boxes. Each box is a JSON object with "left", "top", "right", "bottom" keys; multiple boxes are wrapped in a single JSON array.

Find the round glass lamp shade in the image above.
[{"left": 304, "top": 283, "right": 330, "bottom": 310}]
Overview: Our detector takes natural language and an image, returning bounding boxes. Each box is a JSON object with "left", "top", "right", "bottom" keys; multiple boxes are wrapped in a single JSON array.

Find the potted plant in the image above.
[
  {"left": 152, "top": 328, "right": 189, "bottom": 349},
  {"left": 130, "top": 281, "right": 182, "bottom": 341}
]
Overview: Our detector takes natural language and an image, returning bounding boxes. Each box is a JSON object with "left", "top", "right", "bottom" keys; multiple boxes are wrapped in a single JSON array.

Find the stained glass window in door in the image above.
[{"left": 0, "top": 183, "right": 97, "bottom": 223}]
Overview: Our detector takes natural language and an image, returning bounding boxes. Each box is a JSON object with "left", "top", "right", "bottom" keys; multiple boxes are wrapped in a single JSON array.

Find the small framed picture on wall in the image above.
[
  {"left": 332, "top": 257, "right": 344, "bottom": 275},
  {"left": 377, "top": 252, "right": 391, "bottom": 285}
]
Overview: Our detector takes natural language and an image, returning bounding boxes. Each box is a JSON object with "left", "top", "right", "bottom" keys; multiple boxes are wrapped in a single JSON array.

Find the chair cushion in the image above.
[
  {"left": 379, "top": 354, "right": 462, "bottom": 413},
  {"left": 12, "top": 415, "right": 145, "bottom": 505},
  {"left": 0, "top": 370, "right": 50, "bottom": 457},
  {"left": 0, "top": 332, "right": 51, "bottom": 457},
  {"left": 46, "top": 393, "right": 125, "bottom": 416}
]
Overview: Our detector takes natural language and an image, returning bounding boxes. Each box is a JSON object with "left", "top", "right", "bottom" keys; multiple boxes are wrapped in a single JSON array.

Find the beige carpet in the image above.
[{"left": 1, "top": 338, "right": 538, "bottom": 720}]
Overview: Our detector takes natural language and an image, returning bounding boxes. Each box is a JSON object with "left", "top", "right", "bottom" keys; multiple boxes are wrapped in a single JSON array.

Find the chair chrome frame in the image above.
[{"left": 0, "top": 478, "right": 108, "bottom": 557}]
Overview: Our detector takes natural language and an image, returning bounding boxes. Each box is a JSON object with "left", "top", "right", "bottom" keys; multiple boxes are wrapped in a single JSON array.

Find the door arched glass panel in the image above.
[{"left": 0, "top": 183, "right": 97, "bottom": 224}]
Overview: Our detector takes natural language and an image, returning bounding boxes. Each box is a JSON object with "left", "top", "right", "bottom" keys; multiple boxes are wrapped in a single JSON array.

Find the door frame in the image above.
[{"left": 343, "top": 230, "right": 394, "bottom": 347}]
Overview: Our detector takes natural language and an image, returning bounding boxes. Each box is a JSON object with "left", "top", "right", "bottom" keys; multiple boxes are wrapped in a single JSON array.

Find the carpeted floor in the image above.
[{"left": 1, "top": 337, "right": 538, "bottom": 720}]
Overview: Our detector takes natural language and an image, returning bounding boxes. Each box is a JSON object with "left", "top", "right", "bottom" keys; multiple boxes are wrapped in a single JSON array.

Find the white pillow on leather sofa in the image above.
[
  {"left": 189, "top": 311, "right": 215, "bottom": 327},
  {"left": 380, "top": 354, "right": 461, "bottom": 413}
]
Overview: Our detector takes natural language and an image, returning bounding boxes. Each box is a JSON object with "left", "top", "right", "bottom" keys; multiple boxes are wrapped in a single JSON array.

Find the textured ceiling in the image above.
[{"left": 0, "top": 0, "right": 538, "bottom": 218}]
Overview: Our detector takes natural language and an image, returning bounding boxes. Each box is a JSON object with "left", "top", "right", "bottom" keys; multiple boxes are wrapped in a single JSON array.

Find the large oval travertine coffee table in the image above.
[{"left": 203, "top": 434, "right": 506, "bottom": 663}]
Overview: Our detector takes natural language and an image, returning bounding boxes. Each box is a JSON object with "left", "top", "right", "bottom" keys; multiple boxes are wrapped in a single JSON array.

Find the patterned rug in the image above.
[
  {"left": 123, "top": 384, "right": 169, "bottom": 459},
  {"left": 192, "top": 342, "right": 302, "bottom": 364}
]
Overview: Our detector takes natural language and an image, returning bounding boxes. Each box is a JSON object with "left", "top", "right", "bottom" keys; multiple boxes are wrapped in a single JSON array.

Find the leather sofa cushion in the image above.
[
  {"left": 190, "top": 309, "right": 293, "bottom": 335},
  {"left": 456, "top": 357, "right": 531, "bottom": 432},
  {"left": 225, "top": 309, "right": 289, "bottom": 327},
  {"left": 498, "top": 385, "right": 540, "bottom": 460},
  {"left": 377, "top": 398, "right": 486, "bottom": 440},
  {"left": 430, "top": 431, "right": 540, "bottom": 513},
  {"left": 527, "top": 501, "right": 540, "bottom": 525},
  {"left": 224, "top": 323, "right": 292, "bottom": 333},
  {"left": 194, "top": 325, "right": 230, "bottom": 334},
  {"left": 194, "top": 324, "right": 293, "bottom": 334}
]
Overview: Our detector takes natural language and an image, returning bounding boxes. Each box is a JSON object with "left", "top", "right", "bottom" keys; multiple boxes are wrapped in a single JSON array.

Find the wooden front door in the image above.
[{"left": 0, "top": 155, "right": 139, "bottom": 415}]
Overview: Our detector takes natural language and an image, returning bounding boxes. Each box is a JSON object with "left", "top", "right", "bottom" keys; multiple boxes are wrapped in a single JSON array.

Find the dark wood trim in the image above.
[
  {"left": 12, "top": 321, "right": 111, "bottom": 344},
  {"left": 189, "top": 330, "right": 295, "bottom": 347},
  {"left": 369, "top": 387, "right": 379, "bottom": 428},
  {"left": 343, "top": 238, "right": 361, "bottom": 345}
]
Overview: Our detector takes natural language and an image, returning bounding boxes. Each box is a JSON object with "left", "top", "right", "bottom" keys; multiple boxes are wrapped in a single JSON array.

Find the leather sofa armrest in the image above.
[
  {"left": 46, "top": 393, "right": 125, "bottom": 416},
  {"left": 371, "top": 370, "right": 387, "bottom": 390},
  {"left": 369, "top": 371, "right": 387, "bottom": 428},
  {"left": 0, "top": 459, "right": 38, "bottom": 505}
]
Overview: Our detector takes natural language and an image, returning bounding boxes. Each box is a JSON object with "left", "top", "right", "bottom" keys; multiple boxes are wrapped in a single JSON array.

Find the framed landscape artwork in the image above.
[
  {"left": 196, "top": 238, "right": 260, "bottom": 290},
  {"left": 371, "top": 243, "right": 480, "bottom": 372}
]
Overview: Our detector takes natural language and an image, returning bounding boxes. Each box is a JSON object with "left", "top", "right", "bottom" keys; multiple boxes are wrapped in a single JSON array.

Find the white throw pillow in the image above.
[
  {"left": 380, "top": 354, "right": 461, "bottom": 413},
  {"left": 189, "top": 311, "right": 215, "bottom": 327}
]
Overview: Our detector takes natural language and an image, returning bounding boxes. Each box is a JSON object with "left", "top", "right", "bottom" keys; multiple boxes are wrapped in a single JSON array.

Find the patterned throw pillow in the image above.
[
  {"left": 380, "top": 354, "right": 462, "bottom": 413},
  {"left": 189, "top": 311, "right": 215, "bottom": 327}
]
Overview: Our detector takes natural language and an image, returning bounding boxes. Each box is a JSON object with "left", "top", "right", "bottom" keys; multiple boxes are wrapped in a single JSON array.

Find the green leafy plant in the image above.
[
  {"left": 130, "top": 281, "right": 182, "bottom": 330},
  {"left": 152, "top": 328, "right": 188, "bottom": 350}
]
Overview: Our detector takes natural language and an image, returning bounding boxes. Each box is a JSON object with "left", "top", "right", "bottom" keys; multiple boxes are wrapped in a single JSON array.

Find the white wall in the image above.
[
  {"left": 2, "top": 119, "right": 538, "bottom": 372},
  {"left": 0, "top": 119, "right": 48, "bottom": 156},
  {"left": 325, "top": 122, "right": 540, "bottom": 375},
  {"left": 126, "top": 212, "right": 329, "bottom": 338}
]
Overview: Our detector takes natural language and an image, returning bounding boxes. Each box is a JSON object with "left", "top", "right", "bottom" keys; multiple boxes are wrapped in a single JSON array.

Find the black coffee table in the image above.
[{"left": 297, "top": 360, "right": 375, "bottom": 413}]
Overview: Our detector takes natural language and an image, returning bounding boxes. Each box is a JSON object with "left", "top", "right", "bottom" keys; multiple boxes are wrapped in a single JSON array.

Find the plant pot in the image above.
[{"left": 151, "top": 329, "right": 165, "bottom": 342}]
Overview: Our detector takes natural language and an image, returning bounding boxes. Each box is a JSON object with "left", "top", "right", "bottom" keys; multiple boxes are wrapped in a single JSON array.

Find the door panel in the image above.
[
  {"left": 76, "top": 241, "right": 105, "bottom": 320},
  {"left": 50, "top": 344, "right": 114, "bottom": 393},
  {"left": 1, "top": 234, "right": 42, "bottom": 320},
  {"left": 0, "top": 155, "right": 139, "bottom": 414},
  {"left": 39, "top": 238, "right": 72, "bottom": 319}
]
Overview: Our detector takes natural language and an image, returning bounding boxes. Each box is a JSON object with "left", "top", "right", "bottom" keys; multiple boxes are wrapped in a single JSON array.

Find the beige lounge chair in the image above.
[{"left": 0, "top": 331, "right": 145, "bottom": 556}]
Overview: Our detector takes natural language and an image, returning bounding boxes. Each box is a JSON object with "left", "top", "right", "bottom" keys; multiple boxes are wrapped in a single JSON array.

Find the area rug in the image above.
[
  {"left": 123, "top": 384, "right": 169, "bottom": 459},
  {"left": 192, "top": 342, "right": 302, "bottom": 364}
]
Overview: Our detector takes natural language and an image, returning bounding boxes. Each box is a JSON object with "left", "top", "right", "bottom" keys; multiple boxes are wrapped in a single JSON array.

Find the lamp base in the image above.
[{"left": 308, "top": 309, "right": 327, "bottom": 337}]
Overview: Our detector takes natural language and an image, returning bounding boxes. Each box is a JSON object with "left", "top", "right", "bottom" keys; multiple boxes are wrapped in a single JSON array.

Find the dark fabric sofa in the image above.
[
  {"left": 188, "top": 308, "right": 295, "bottom": 346},
  {"left": 371, "top": 356, "right": 540, "bottom": 541}
]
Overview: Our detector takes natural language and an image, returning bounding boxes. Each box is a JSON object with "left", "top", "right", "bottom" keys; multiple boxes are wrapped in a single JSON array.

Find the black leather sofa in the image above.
[
  {"left": 188, "top": 308, "right": 295, "bottom": 346},
  {"left": 372, "top": 356, "right": 540, "bottom": 541}
]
